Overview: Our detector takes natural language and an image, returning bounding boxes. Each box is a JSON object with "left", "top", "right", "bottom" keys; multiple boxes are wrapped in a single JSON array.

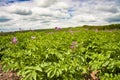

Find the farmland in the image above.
[{"left": 0, "top": 26, "right": 120, "bottom": 80}]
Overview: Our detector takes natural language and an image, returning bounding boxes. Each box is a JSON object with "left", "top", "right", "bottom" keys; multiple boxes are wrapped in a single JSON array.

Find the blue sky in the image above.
[{"left": 0, "top": 0, "right": 120, "bottom": 32}]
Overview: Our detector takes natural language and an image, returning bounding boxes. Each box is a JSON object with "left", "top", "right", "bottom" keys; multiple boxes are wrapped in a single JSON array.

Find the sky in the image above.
[{"left": 0, "top": 0, "right": 120, "bottom": 32}]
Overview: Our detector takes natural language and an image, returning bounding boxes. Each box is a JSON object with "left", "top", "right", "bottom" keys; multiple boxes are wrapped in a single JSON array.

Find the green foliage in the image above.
[
  {"left": 83, "top": 24, "right": 120, "bottom": 30},
  {"left": 0, "top": 28, "right": 120, "bottom": 80}
]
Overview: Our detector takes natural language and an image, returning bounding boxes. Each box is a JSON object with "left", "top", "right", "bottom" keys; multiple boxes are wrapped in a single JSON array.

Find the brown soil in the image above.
[{"left": 0, "top": 64, "right": 20, "bottom": 80}]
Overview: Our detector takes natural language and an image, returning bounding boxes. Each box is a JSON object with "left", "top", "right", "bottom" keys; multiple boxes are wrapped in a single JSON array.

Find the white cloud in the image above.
[
  {"left": 72, "top": 14, "right": 96, "bottom": 22},
  {"left": 105, "top": 13, "right": 120, "bottom": 23},
  {"left": 0, "top": 0, "right": 120, "bottom": 32},
  {"left": 95, "top": 5, "right": 119, "bottom": 13},
  {"left": 4, "top": 2, "right": 32, "bottom": 15},
  {"left": 34, "top": 0, "right": 58, "bottom": 7},
  {"left": 50, "top": 1, "right": 70, "bottom": 10},
  {"left": 0, "top": 16, "right": 11, "bottom": 22}
]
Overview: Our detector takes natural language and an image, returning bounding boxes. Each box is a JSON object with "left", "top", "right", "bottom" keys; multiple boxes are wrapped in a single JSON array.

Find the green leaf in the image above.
[
  {"left": 102, "top": 61, "right": 110, "bottom": 67},
  {"left": 47, "top": 69, "right": 53, "bottom": 78},
  {"left": 34, "top": 66, "right": 42, "bottom": 72},
  {"left": 32, "top": 70, "right": 37, "bottom": 80}
]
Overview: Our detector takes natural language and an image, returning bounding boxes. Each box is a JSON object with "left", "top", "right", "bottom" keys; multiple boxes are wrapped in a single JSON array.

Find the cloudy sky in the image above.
[{"left": 0, "top": 0, "right": 120, "bottom": 32}]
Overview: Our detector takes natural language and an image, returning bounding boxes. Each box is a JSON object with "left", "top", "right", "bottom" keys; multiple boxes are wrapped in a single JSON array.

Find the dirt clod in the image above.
[{"left": 0, "top": 64, "right": 20, "bottom": 80}]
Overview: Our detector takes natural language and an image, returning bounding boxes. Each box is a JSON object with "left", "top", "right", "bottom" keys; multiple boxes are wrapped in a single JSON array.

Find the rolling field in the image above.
[{"left": 0, "top": 27, "right": 120, "bottom": 80}]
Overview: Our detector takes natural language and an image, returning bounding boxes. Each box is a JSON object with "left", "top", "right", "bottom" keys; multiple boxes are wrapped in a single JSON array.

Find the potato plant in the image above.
[{"left": 0, "top": 29, "right": 120, "bottom": 80}]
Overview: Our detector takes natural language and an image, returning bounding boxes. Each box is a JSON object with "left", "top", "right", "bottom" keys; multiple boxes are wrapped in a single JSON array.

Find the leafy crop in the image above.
[{"left": 0, "top": 29, "right": 120, "bottom": 80}]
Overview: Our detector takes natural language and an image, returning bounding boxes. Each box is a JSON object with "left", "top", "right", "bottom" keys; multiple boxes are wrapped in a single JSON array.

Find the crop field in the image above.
[{"left": 0, "top": 28, "right": 120, "bottom": 80}]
